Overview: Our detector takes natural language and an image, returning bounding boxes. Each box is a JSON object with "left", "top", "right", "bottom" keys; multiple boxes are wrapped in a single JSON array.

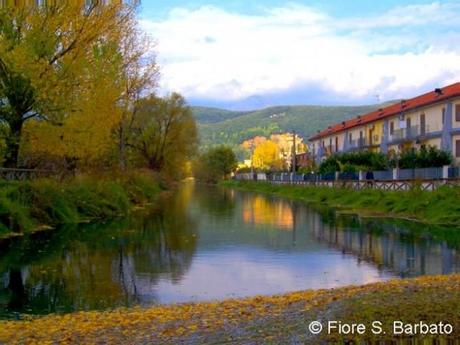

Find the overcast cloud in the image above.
[{"left": 140, "top": 2, "right": 460, "bottom": 109}]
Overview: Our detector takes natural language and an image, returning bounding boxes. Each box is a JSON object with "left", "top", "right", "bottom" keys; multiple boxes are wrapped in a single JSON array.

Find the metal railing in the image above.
[
  {"left": 349, "top": 138, "right": 367, "bottom": 150},
  {"left": 398, "top": 167, "right": 443, "bottom": 180},
  {"left": 236, "top": 166, "right": 456, "bottom": 185}
]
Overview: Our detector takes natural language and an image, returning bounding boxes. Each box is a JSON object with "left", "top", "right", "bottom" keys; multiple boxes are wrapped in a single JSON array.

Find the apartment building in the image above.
[{"left": 309, "top": 82, "right": 460, "bottom": 165}]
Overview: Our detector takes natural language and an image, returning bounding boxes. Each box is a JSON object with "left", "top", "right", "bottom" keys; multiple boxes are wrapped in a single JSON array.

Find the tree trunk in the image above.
[
  {"left": 148, "top": 156, "right": 163, "bottom": 171},
  {"left": 119, "top": 121, "right": 126, "bottom": 170},
  {"left": 4, "top": 120, "right": 23, "bottom": 168},
  {"left": 7, "top": 269, "right": 26, "bottom": 311}
]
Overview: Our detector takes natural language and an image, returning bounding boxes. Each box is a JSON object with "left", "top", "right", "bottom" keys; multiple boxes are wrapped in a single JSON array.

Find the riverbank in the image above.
[
  {"left": 221, "top": 180, "right": 460, "bottom": 226},
  {"left": 0, "top": 170, "right": 162, "bottom": 239},
  {"left": 0, "top": 274, "right": 458, "bottom": 344}
]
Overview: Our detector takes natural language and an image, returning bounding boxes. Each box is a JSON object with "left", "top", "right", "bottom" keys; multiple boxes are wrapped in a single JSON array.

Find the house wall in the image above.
[
  {"left": 424, "top": 137, "right": 442, "bottom": 149},
  {"left": 312, "top": 96, "right": 460, "bottom": 165},
  {"left": 453, "top": 99, "right": 460, "bottom": 129},
  {"left": 453, "top": 134, "right": 460, "bottom": 165}
]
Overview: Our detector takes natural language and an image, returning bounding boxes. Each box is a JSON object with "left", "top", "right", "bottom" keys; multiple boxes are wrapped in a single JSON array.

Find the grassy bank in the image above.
[
  {"left": 0, "top": 170, "right": 162, "bottom": 238},
  {"left": 0, "top": 274, "right": 458, "bottom": 344},
  {"left": 221, "top": 180, "right": 460, "bottom": 226}
]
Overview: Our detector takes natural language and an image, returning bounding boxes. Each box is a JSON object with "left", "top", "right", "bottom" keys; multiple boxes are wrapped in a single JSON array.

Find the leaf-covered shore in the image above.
[{"left": 0, "top": 275, "right": 459, "bottom": 344}]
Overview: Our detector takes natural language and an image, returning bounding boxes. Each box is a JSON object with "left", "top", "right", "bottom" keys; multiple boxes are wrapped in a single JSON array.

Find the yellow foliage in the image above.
[
  {"left": 252, "top": 140, "right": 284, "bottom": 170},
  {"left": 0, "top": 275, "right": 458, "bottom": 344},
  {"left": 0, "top": 2, "right": 155, "bottom": 168}
]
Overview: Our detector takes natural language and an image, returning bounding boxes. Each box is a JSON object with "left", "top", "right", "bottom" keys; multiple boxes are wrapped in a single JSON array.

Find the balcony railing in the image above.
[
  {"left": 389, "top": 124, "right": 442, "bottom": 143},
  {"left": 349, "top": 138, "right": 367, "bottom": 150},
  {"left": 390, "top": 126, "right": 419, "bottom": 142}
]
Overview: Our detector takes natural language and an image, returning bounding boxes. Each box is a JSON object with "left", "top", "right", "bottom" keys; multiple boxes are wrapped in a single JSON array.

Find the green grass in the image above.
[
  {"left": 221, "top": 180, "right": 460, "bottom": 226},
  {"left": 0, "top": 170, "right": 162, "bottom": 236}
]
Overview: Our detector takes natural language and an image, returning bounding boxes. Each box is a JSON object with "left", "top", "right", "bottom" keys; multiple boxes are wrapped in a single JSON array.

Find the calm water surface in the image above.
[{"left": 0, "top": 183, "right": 459, "bottom": 318}]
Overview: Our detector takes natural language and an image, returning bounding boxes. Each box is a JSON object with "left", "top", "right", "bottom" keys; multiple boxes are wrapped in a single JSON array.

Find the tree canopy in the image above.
[
  {"left": 0, "top": 2, "right": 148, "bottom": 168},
  {"left": 194, "top": 146, "right": 237, "bottom": 183}
]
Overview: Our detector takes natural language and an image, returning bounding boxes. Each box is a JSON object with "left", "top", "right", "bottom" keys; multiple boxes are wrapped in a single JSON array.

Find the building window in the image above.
[
  {"left": 456, "top": 104, "right": 460, "bottom": 122},
  {"left": 420, "top": 113, "right": 426, "bottom": 134},
  {"left": 335, "top": 137, "right": 338, "bottom": 152},
  {"left": 456, "top": 140, "right": 460, "bottom": 158},
  {"left": 442, "top": 107, "right": 445, "bottom": 125},
  {"left": 390, "top": 122, "right": 394, "bottom": 135},
  {"left": 349, "top": 133, "right": 352, "bottom": 144}
]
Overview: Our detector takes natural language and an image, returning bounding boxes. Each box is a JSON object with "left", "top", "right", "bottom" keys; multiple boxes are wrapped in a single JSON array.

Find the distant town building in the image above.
[
  {"left": 308, "top": 82, "right": 460, "bottom": 165},
  {"left": 241, "top": 132, "right": 306, "bottom": 169}
]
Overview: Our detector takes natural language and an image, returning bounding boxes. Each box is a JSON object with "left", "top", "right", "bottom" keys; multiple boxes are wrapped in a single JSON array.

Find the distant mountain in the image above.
[
  {"left": 192, "top": 103, "right": 392, "bottom": 152},
  {"left": 190, "top": 106, "right": 248, "bottom": 124}
]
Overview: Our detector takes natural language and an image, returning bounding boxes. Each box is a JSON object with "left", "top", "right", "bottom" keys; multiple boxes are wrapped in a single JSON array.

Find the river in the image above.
[{"left": 0, "top": 183, "right": 458, "bottom": 318}]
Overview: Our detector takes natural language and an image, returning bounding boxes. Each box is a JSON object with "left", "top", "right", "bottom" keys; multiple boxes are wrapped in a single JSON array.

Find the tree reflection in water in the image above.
[
  {"left": 0, "top": 184, "right": 197, "bottom": 317},
  {"left": 0, "top": 183, "right": 459, "bottom": 319}
]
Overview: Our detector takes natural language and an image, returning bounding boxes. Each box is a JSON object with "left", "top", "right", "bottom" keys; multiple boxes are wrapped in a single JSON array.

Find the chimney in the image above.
[{"left": 435, "top": 88, "right": 443, "bottom": 96}]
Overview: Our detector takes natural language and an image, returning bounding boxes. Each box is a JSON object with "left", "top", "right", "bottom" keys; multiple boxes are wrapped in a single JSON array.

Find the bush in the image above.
[
  {"left": 319, "top": 151, "right": 388, "bottom": 174},
  {"left": 320, "top": 147, "right": 452, "bottom": 173},
  {"left": 318, "top": 156, "right": 340, "bottom": 174},
  {"left": 399, "top": 146, "right": 452, "bottom": 169}
]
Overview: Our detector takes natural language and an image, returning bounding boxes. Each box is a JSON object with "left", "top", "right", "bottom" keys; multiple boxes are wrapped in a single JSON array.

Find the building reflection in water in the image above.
[
  {"left": 242, "top": 195, "right": 294, "bottom": 231},
  {"left": 304, "top": 210, "right": 459, "bottom": 278},
  {"left": 238, "top": 191, "right": 459, "bottom": 278}
]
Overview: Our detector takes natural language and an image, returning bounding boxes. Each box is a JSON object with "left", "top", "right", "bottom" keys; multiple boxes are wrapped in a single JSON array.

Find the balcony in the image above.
[
  {"left": 390, "top": 126, "right": 419, "bottom": 142},
  {"left": 389, "top": 124, "right": 441, "bottom": 144},
  {"left": 349, "top": 138, "right": 367, "bottom": 150}
]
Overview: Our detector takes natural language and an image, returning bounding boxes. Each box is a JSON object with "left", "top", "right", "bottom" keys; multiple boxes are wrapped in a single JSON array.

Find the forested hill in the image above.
[{"left": 192, "top": 104, "right": 391, "bottom": 149}]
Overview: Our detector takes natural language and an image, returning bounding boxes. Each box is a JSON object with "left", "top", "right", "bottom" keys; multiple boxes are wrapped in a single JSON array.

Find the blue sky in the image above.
[
  {"left": 139, "top": 1, "right": 460, "bottom": 109},
  {"left": 140, "top": 0, "right": 440, "bottom": 20}
]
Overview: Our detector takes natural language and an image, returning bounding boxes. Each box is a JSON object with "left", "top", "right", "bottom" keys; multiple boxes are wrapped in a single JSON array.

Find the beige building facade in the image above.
[{"left": 309, "top": 83, "right": 460, "bottom": 165}]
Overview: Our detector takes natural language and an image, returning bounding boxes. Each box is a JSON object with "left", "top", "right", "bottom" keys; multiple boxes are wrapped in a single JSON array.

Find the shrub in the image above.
[
  {"left": 399, "top": 146, "right": 452, "bottom": 169},
  {"left": 320, "top": 147, "right": 452, "bottom": 173},
  {"left": 318, "top": 156, "right": 340, "bottom": 174},
  {"left": 319, "top": 151, "right": 388, "bottom": 174}
]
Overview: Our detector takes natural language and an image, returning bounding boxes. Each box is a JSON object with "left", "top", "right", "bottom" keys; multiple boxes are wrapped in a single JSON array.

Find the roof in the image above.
[{"left": 308, "top": 82, "right": 460, "bottom": 141}]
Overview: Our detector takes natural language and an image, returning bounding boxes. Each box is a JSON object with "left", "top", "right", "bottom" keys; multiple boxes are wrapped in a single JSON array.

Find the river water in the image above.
[{"left": 0, "top": 183, "right": 459, "bottom": 318}]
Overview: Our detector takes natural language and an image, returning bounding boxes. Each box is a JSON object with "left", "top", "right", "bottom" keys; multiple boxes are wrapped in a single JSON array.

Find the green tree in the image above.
[
  {"left": 194, "top": 146, "right": 237, "bottom": 183},
  {"left": 127, "top": 93, "right": 198, "bottom": 179}
]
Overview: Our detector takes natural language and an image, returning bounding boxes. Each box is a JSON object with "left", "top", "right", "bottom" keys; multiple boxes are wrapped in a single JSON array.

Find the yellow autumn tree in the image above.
[
  {"left": 252, "top": 140, "right": 285, "bottom": 171},
  {"left": 0, "top": 2, "right": 140, "bottom": 167}
]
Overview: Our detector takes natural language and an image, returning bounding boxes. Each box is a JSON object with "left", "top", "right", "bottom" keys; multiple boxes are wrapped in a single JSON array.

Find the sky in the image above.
[{"left": 139, "top": 1, "right": 460, "bottom": 110}]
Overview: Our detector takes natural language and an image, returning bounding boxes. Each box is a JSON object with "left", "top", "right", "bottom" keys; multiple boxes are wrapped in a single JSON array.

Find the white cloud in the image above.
[{"left": 140, "top": 2, "right": 460, "bottom": 105}]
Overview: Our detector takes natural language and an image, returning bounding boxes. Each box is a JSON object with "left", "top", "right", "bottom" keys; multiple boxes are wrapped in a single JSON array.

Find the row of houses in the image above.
[{"left": 305, "top": 82, "right": 460, "bottom": 165}]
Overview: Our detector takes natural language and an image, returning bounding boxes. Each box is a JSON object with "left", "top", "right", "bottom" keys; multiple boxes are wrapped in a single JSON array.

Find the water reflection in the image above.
[
  {"left": 0, "top": 190, "right": 197, "bottom": 317},
  {"left": 0, "top": 183, "right": 459, "bottom": 318},
  {"left": 242, "top": 195, "right": 294, "bottom": 230}
]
